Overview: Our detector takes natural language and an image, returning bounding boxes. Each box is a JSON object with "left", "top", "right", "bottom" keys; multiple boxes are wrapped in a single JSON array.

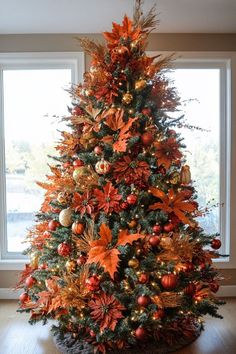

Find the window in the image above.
[
  {"left": 158, "top": 53, "right": 232, "bottom": 266},
  {"left": 0, "top": 53, "right": 84, "bottom": 262}
]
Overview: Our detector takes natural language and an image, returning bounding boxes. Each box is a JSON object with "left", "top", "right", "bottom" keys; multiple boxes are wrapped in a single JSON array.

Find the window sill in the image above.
[{"left": 0, "top": 259, "right": 27, "bottom": 270}]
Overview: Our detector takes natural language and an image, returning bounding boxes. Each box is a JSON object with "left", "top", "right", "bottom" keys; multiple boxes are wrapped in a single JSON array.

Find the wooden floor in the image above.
[{"left": 0, "top": 299, "right": 236, "bottom": 354}]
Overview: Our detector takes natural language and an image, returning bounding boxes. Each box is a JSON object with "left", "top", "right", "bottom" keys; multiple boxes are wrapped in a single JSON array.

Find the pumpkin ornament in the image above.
[
  {"left": 72, "top": 222, "right": 85, "bottom": 235},
  {"left": 95, "top": 158, "right": 111, "bottom": 175},
  {"left": 161, "top": 273, "right": 178, "bottom": 290}
]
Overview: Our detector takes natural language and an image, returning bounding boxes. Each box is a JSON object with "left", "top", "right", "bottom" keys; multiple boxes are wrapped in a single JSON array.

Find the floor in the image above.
[{"left": 0, "top": 299, "right": 235, "bottom": 354}]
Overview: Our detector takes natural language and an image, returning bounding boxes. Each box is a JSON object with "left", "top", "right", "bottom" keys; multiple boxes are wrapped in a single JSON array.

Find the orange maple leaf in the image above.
[
  {"left": 102, "top": 109, "right": 137, "bottom": 152},
  {"left": 86, "top": 224, "right": 144, "bottom": 279},
  {"left": 149, "top": 187, "right": 197, "bottom": 226}
]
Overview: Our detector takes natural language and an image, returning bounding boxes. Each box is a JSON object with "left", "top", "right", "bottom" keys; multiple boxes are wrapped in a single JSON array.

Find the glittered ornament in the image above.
[
  {"left": 180, "top": 165, "right": 191, "bottom": 185},
  {"left": 128, "top": 258, "right": 139, "bottom": 269},
  {"left": 57, "top": 242, "right": 71, "bottom": 257},
  {"left": 149, "top": 235, "right": 160, "bottom": 247},
  {"left": 19, "top": 292, "right": 30, "bottom": 303},
  {"left": 135, "top": 79, "right": 146, "bottom": 91},
  {"left": 122, "top": 92, "right": 133, "bottom": 105},
  {"left": 135, "top": 327, "right": 148, "bottom": 341},
  {"left": 169, "top": 171, "right": 180, "bottom": 184},
  {"left": 95, "top": 158, "right": 111, "bottom": 175},
  {"left": 59, "top": 208, "right": 73, "bottom": 227},
  {"left": 25, "top": 276, "right": 36, "bottom": 288},
  {"left": 48, "top": 220, "right": 60, "bottom": 231},
  {"left": 57, "top": 192, "right": 70, "bottom": 204},
  {"left": 141, "top": 132, "right": 154, "bottom": 146},
  {"left": 138, "top": 273, "right": 149, "bottom": 284},
  {"left": 211, "top": 239, "right": 221, "bottom": 250},
  {"left": 85, "top": 275, "right": 100, "bottom": 291},
  {"left": 137, "top": 295, "right": 150, "bottom": 307},
  {"left": 72, "top": 222, "right": 84, "bottom": 235},
  {"left": 153, "top": 309, "right": 165, "bottom": 320},
  {"left": 73, "top": 166, "right": 91, "bottom": 183},
  {"left": 153, "top": 224, "right": 161, "bottom": 234},
  {"left": 161, "top": 274, "right": 178, "bottom": 290},
  {"left": 127, "top": 194, "right": 137, "bottom": 205},
  {"left": 73, "top": 159, "right": 84, "bottom": 167},
  {"left": 65, "top": 260, "right": 77, "bottom": 272}
]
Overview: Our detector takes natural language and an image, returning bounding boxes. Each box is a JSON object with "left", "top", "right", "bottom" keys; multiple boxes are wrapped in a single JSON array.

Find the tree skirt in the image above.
[{"left": 53, "top": 324, "right": 202, "bottom": 354}]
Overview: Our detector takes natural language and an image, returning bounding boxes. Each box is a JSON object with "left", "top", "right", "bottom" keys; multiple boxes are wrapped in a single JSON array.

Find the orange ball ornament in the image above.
[{"left": 161, "top": 274, "right": 178, "bottom": 290}]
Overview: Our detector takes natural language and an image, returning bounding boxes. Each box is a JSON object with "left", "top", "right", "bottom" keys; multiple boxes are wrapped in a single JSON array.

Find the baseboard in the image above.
[{"left": 0, "top": 285, "right": 236, "bottom": 300}]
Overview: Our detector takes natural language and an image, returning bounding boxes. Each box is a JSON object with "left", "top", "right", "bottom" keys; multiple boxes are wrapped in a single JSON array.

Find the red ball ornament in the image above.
[
  {"left": 163, "top": 223, "right": 175, "bottom": 232},
  {"left": 141, "top": 132, "right": 154, "bottom": 146},
  {"left": 152, "top": 225, "right": 161, "bottom": 234},
  {"left": 142, "top": 108, "right": 151, "bottom": 116},
  {"left": 89, "top": 330, "right": 96, "bottom": 338},
  {"left": 161, "top": 274, "right": 178, "bottom": 290},
  {"left": 168, "top": 129, "right": 176, "bottom": 136},
  {"left": 57, "top": 242, "right": 71, "bottom": 257},
  {"left": 94, "top": 146, "right": 103, "bottom": 155},
  {"left": 76, "top": 255, "right": 87, "bottom": 266},
  {"left": 86, "top": 275, "right": 100, "bottom": 291},
  {"left": 184, "top": 283, "right": 196, "bottom": 296},
  {"left": 211, "top": 239, "right": 221, "bottom": 250},
  {"left": 199, "top": 262, "right": 206, "bottom": 271},
  {"left": 73, "top": 159, "right": 84, "bottom": 167},
  {"left": 149, "top": 235, "right": 160, "bottom": 247},
  {"left": 72, "top": 106, "right": 83, "bottom": 116},
  {"left": 127, "top": 194, "right": 137, "bottom": 205},
  {"left": 39, "top": 263, "right": 47, "bottom": 270},
  {"left": 137, "top": 295, "right": 150, "bottom": 307},
  {"left": 19, "top": 292, "right": 30, "bottom": 303},
  {"left": 183, "top": 262, "right": 195, "bottom": 272},
  {"left": 63, "top": 161, "right": 71, "bottom": 169},
  {"left": 153, "top": 309, "right": 165, "bottom": 320},
  {"left": 138, "top": 273, "right": 149, "bottom": 284},
  {"left": 135, "top": 327, "right": 148, "bottom": 341},
  {"left": 210, "top": 282, "right": 220, "bottom": 293},
  {"left": 25, "top": 276, "right": 36, "bottom": 288},
  {"left": 48, "top": 220, "right": 60, "bottom": 231}
]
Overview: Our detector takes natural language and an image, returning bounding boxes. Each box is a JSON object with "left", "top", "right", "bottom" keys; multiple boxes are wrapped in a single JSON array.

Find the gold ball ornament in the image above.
[
  {"left": 128, "top": 258, "right": 140, "bottom": 269},
  {"left": 122, "top": 92, "right": 133, "bottom": 105},
  {"left": 65, "top": 260, "right": 77, "bottom": 272},
  {"left": 73, "top": 166, "right": 91, "bottom": 183},
  {"left": 169, "top": 171, "right": 180, "bottom": 185},
  {"left": 59, "top": 208, "right": 73, "bottom": 227},
  {"left": 135, "top": 79, "right": 147, "bottom": 91},
  {"left": 95, "top": 158, "right": 111, "bottom": 175},
  {"left": 128, "top": 219, "right": 137, "bottom": 228}
]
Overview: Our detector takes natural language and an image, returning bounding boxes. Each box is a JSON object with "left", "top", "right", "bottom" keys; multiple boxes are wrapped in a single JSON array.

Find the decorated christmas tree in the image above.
[{"left": 17, "top": 2, "right": 224, "bottom": 353}]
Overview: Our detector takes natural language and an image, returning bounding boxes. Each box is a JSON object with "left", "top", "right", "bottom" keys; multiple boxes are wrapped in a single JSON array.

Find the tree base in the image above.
[{"left": 53, "top": 323, "right": 202, "bottom": 354}]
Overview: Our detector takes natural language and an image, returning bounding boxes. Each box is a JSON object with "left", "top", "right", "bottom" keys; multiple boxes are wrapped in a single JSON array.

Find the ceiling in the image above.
[{"left": 0, "top": 0, "right": 235, "bottom": 34}]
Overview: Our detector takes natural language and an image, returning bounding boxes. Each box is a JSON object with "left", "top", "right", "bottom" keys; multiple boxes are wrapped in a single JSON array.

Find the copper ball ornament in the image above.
[{"left": 128, "top": 258, "right": 139, "bottom": 269}]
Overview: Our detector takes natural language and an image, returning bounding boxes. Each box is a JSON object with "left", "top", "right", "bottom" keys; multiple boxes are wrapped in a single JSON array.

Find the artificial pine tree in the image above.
[{"left": 17, "top": 2, "right": 224, "bottom": 353}]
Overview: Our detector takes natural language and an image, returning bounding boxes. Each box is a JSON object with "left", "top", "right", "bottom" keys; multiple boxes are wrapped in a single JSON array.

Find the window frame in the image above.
[
  {"left": 0, "top": 52, "right": 84, "bottom": 268},
  {"left": 149, "top": 51, "right": 233, "bottom": 268}
]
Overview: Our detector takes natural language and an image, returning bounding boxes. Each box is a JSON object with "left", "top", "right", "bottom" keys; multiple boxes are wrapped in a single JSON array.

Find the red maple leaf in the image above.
[
  {"left": 94, "top": 182, "right": 122, "bottom": 214},
  {"left": 86, "top": 224, "right": 144, "bottom": 279}
]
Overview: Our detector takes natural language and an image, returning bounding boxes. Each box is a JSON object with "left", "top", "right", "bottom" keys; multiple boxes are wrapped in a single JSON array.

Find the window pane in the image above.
[
  {"left": 168, "top": 68, "right": 220, "bottom": 235},
  {"left": 3, "top": 69, "right": 72, "bottom": 252}
]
